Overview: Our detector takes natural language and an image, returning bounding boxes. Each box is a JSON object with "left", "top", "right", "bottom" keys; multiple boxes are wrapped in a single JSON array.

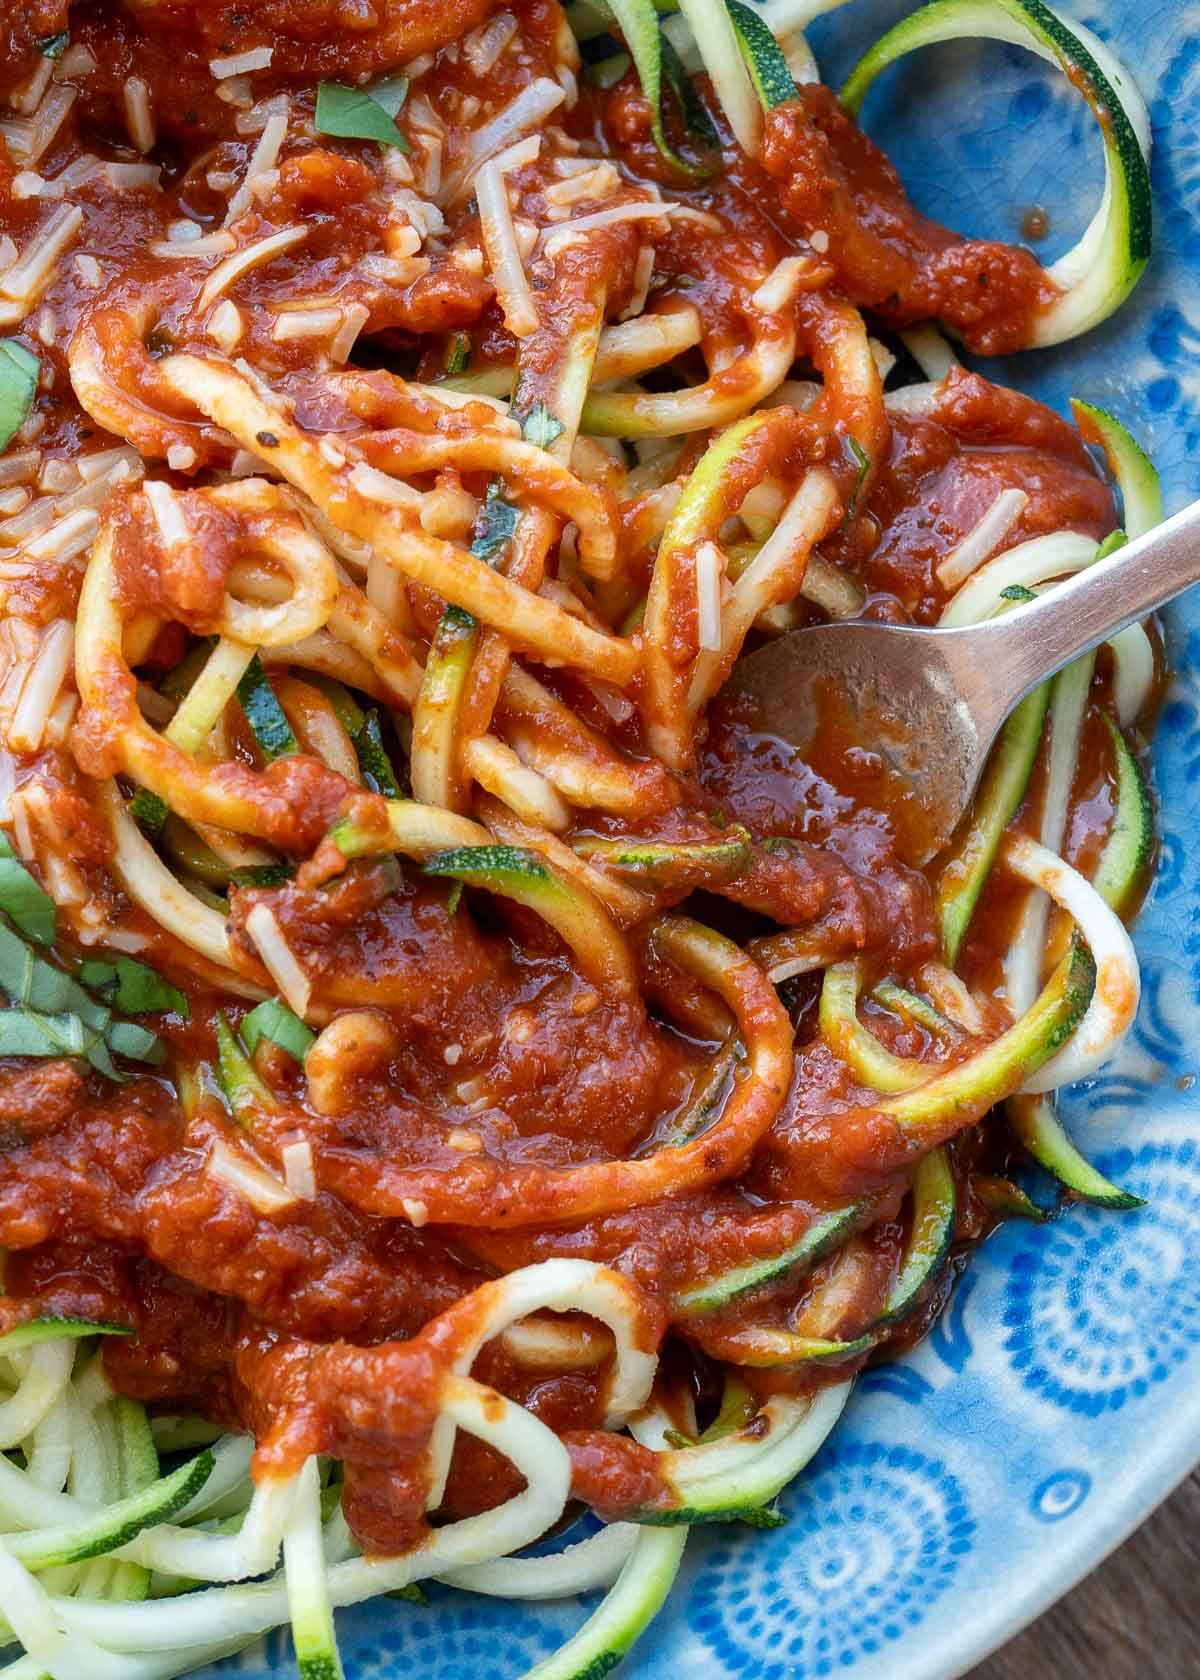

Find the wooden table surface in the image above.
[{"left": 969, "top": 1469, "right": 1200, "bottom": 1678}]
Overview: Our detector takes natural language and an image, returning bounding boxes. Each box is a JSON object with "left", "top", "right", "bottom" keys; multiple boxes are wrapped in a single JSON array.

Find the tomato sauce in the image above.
[{"left": 0, "top": 0, "right": 1132, "bottom": 1553}]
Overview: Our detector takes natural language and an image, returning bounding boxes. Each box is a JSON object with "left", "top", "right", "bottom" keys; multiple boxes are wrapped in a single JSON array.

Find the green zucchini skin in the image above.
[
  {"left": 1002, "top": 710, "right": 1151, "bottom": 1210},
  {"left": 1008, "top": 1092, "right": 1143, "bottom": 1211},
  {"left": 573, "top": 831, "right": 751, "bottom": 889},
  {"left": 1093, "top": 713, "right": 1154, "bottom": 915},
  {"left": 840, "top": 0, "right": 1152, "bottom": 346},
  {"left": 936, "top": 684, "right": 1049, "bottom": 966},
  {"left": 875, "top": 1147, "right": 956, "bottom": 1326},
  {"left": 215, "top": 1011, "right": 276, "bottom": 1124},
  {"left": 7, "top": 1451, "right": 215, "bottom": 1569},
  {"left": 237, "top": 656, "right": 299, "bottom": 761},
  {"left": 725, "top": 0, "right": 796, "bottom": 109},
  {"left": 0, "top": 1318, "right": 131, "bottom": 1354},
  {"left": 1070, "top": 399, "right": 1163, "bottom": 539},
  {"left": 674, "top": 1202, "right": 866, "bottom": 1315},
  {"left": 676, "top": 934, "right": 1089, "bottom": 1314},
  {"left": 881, "top": 935, "right": 1094, "bottom": 1135},
  {"left": 424, "top": 843, "right": 635, "bottom": 995}
]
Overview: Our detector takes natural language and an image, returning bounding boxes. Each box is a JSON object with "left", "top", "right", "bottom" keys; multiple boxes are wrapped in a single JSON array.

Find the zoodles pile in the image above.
[{"left": 0, "top": 0, "right": 1161, "bottom": 1673}]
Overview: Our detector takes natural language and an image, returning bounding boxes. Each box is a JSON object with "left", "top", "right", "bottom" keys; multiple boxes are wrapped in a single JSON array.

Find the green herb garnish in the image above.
[
  {"left": 0, "top": 341, "right": 38, "bottom": 453},
  {"left": 0, "top": 833, "right": 55, "bottom": 946},
  {"left": 240, "top": 998, "right": 315, "bottom": 1061},
  {"left": 78, "top": 955, "right": 189, "bottom": 1018},
  {"left": 315, "top": 78, "right": 411, "bottom": 152}
]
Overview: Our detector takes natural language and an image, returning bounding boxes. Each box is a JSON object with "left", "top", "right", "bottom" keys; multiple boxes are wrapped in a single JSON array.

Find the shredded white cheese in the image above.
[
  {"left": 476, "top": 152, "right": 539, "bottom": 339},
  {"left": 209, "top": 1138, "right": 297, "bottom": 1214},
  {"left": 245, "top": 902, "right": 312, "bottom": 1020},
  {"left": 206, "top": 298, "right": 244, "bottom": 352},
  {"left": 142, "top": 481, "right": 191, "bottom": 548},
  {"left": 197, "top": 224, "right": 306, "bottom": 311},
  {"left": 348, "top": 461, "right": 423, "bottom": 508},
  {"left": 123, "top": 76, "right": 155, "bottom": 154},
  {"left": 210, "top": 46, "right": 274, "bottom": 79},
  {"left": 225, "top": 98, "right": 289, "bottom": 224},
  {"left": 281, "top": 1139, "right": 317, "bottom": 1200},
  {"left": 751, "top": 254, "right": 815, "bottom": 315},
  {"left": 937, "top": 489, "right": 1030, "bottom": 591},
  {"left": 694, "top": 541, "right": 725, "bottom": 653}
]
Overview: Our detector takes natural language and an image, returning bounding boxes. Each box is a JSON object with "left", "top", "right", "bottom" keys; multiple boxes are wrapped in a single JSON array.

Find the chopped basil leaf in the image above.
[
  {"left": 0, "top": 1003, "right": 132, "bottom": 1080},
  {"left": 521, "top": 402, "right": 565, "bottom": 451},
  {"left": 0, "top": 935, "right": 171, "bottom": 1077},
  {"left": 354, "top": 709, "right": 402, "bottom": 797},
  {"left": 470, "top": 484, "right": 520, "bottom": 563},
  {"left": 0, "top": 340, "right": 39, "bottom": 453},
  {"left": 0, "top": 834, "right": 56, "bottom": 946},
  {"left": 0, "top": 920, "right": 109, "bottom": 1030},
  {"left": 315, "top": 80, "right": 411, "bottom": 152},
  {"left": 445, "top": 880, "right": 464, "bottom": 917},
  {"left": 129, "top": 788, "right": 168, "bottom": 837},
  {"left": 115, "top": 955, "right": 188, "bottom": 1017},
  {"left": 237, "top": 656, "right": 298, "bottom": 761},
  {"left": 87, "top": 955, "right": 189, "bottom": 1018},
  {"left": 368, "top": 74, "right": 409, "bottom": 118},
  {"left": 37, "top": 31, "right": 68, "bottom": 58},
  {"left": 241, "top": 998, "right": 315, "bottom": 1061},
  {"left": 107, "top": 1021, "right": 167, "bottom": 1064},
  {"left": 1000, "top": 583, "right": 1038, "bottom": 604},
  {"left": 0, "top": 1006, "right": 90, "bottom": 1059}
]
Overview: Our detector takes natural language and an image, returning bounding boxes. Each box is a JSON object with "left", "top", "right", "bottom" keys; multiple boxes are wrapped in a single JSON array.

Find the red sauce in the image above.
[{"left": 0, "top": 1, "right": 1134, "bottom": 1555}]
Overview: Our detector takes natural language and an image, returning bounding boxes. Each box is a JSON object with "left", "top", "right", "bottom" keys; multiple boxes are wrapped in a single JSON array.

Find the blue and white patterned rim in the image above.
[{"left": 205, "top": 3, "right": 1200, "bottom": 1675}]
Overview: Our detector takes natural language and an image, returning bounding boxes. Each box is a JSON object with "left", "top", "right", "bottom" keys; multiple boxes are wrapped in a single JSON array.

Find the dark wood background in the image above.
[{"left": 970, "top": 1470, "right": 1200, "bottom": 1678}]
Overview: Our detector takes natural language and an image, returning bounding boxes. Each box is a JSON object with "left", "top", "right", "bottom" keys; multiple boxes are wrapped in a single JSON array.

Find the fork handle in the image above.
[{"left": 979, "top": 497, "right": 1200, "bottom": 702}]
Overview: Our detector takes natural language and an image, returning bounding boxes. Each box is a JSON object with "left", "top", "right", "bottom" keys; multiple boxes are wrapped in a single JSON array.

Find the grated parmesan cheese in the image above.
[
  {"left": 225, "top": 98, "right": 289, "bottom": 223},
  {"left": 197, "top": 224, "right": 306, "bottom": 310},
  {"left": 937, "top": 489, "right": 1030, "bottom": 590},
  {"left": 210, "top": 46, "right": 274, "bottom": 78},
  {"left": 206, "top": 298, "right": 244, "bottom": 351},
  {"left": 694, "top": 541, "right": 724, "bottom": 653},
  {"left": 123, "top": 76, "right": 155, "bottom": 153},
  {"left": 329, "top": 302, "right": 369, "bottom": 364},
  {"left": 751, "top": 253, "right": 815, "bottom": 315},
  {"left": 245, "top": 901, "right": 312, "bottom": 1019},
  {"left": 348, "top": 461, "right": 422, "bottom": 508},
  {"left": 281, "top": 1139, "right": 317, "bottom": 1200},
  {"left": 209, "top": 1138, "right": 296, "bottom": 1214},
  {"left": 272, "top": 306, "right": 344, "bottom": 342},
  {"left": 619, "top": 245, "right": 655, "bottom": 322}
]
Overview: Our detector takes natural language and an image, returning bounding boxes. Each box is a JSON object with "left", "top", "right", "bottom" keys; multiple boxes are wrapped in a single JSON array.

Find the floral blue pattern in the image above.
[
  {"left": 689, "top": 1444, "right": 974, "bottom": 1677},
  {"left": 1002, "top": 1141, "right": 1200, "bottom": 1414},
  {"left": 202, "top": 3, "right": 1200, "bottom": 1676}
]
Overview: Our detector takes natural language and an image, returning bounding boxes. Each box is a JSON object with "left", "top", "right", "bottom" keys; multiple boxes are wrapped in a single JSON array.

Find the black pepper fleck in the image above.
[{"left": 256, "top": 431, "right": 279, "bottom": 448}]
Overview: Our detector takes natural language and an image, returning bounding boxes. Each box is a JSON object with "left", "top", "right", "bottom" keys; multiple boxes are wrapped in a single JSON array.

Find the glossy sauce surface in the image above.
[{"left": 0, "top": 0, "right": 1138, "bottom": 1550}]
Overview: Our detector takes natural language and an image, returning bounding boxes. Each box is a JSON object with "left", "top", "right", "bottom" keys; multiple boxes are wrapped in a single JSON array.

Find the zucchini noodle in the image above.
[{"left": 0, "top": 1, "right": 1161, "bottom": 1676}]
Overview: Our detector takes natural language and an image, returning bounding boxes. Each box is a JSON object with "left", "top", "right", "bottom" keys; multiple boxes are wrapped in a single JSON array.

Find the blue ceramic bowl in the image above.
[{"left": 208, "top": 5, "right": 1200, "bottom": 1674}]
